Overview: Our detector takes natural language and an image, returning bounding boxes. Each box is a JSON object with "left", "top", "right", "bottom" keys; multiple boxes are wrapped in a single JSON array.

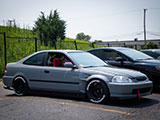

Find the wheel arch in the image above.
[
  {"left": 85, "top": 76, "right": 111, "bottom": 103},
  {"left": 12, "top": 73, "right": 29, "bottom": 87},
  {"left": 85, "top": 74, "right": 110, "bottom": 94}
]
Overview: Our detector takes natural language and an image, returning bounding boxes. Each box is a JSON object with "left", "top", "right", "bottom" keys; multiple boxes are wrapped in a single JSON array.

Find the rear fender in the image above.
[{"left": 13, "top": 72, "right": 29, "bottom": 86}]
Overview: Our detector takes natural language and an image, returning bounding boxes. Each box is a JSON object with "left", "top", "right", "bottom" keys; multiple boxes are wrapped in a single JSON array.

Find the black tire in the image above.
[
  {"left": 13, "top": 76, "right": 29, "bottom": 96},
  {"left": 86, "top": 80, "right": 110, "bottom": 103}
]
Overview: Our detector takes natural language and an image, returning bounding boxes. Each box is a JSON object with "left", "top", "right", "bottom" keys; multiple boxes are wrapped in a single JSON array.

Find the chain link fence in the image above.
[
  {"left": 6, "top": 36, "right": 36, "bottom": 63},
  {"left": 0, "top": 33, "right": 5, "bottom": 77},
  {"left": 0, "top": 32, "right": 105, "bottom": 77}
]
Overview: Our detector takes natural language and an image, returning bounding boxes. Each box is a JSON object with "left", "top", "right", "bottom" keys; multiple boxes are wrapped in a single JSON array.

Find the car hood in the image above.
[
  {"left": 135, "top": 59, "right": 160, "bottom": 66},
  {"left": 85, "top": 66, "right": 145, "bottom": 78}
]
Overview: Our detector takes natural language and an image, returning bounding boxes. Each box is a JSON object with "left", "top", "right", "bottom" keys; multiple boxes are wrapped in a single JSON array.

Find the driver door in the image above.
[{"left": 40, "top": 52, "right": 80, "bottom": 92}]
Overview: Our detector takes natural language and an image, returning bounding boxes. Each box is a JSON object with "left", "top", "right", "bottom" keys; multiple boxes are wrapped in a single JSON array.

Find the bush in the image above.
[{"left": 142, "top": 42, "right": 159, "bottom": 49}]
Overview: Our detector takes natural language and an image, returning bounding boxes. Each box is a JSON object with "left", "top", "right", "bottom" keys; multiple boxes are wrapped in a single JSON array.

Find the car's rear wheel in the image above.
[
  {"left": 13, "top": 76, "right": 29, "bottom": 96},
  {"left": 86, "top": 80, "right": 110, "bottom": 103}
]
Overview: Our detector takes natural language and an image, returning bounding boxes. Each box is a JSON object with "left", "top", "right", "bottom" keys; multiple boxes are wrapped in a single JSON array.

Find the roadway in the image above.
[{"left": 0, "top": 82, "right": 160, "bottom": 120}]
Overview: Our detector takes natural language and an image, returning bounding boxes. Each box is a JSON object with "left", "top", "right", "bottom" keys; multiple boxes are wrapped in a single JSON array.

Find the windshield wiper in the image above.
[
  {"left": 98, "top": 65, "right": 109, "bottom": 67},
  {"left": 83, "top": 65, "right": 109, "bottom": 68},
  {"left": 83, "top": 65, "right": 97, "bottom": 68}
]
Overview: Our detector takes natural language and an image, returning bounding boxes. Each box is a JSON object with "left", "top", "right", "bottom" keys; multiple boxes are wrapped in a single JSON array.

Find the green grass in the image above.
[
  {"left": 0, "top": 78, "right": 2, "bottom": 82},
  {"left": 0, "top": 26, "right": 105, "bottom": 77}
]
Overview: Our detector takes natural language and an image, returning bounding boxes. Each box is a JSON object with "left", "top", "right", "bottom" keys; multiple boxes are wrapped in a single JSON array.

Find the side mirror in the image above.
[
  {"left": 64, "top": 62, "right": 76, "bottom": 68},
  {"left": 115, "top": 57, "right": 124, "bottom": 62},
  {"left": 115, "top": 57, "right": 126, "bottom": 65}
]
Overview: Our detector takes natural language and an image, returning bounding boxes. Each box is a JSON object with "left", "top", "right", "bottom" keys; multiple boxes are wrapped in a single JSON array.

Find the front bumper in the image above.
[{"left": 109, "top": 81, "right": 153, "bottom": 99}]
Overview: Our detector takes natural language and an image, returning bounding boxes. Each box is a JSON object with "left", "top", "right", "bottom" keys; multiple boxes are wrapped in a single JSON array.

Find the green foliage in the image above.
[
  {"left": 76, "top": 32, "right": 91, "bottom": 41},
  {"left": 34, "top": 10, "right": 66, "bottom": 46},
  {"left": 142, "top": 41, "right": 159, "bottom": 49},
  {"left": 0, "top": 26, "right": 36, "bottom": 77},
  {"left": 0, "top": 26, "right": 104, "bottom": 77},
  {"left": 94, "top": 40, "right": 102, "bottom": 42}
]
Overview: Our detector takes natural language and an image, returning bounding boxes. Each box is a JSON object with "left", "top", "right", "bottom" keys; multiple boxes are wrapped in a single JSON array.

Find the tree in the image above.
[
  {"left": 34, "top": 10, "right": 66, "bottom": 46},
  {"left": 142, "top": 42, "right": 159, "bottom": 49},
  {"left": 76, "top": 32, "right": 91, "bottom": 41},
  {"left": 94, "top": 40, "right": 102, "bottom": 42}
]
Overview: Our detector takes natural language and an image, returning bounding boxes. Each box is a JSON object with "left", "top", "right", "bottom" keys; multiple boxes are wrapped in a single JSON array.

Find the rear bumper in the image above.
[
  {"left": 109, "top": 81, "right": 153, "bottom": 99},
  {"left": 2, "top": 75, "right": 14, "bottom": 87}
]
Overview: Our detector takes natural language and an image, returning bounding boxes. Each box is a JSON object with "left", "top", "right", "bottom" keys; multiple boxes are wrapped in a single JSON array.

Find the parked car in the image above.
[
  {"left": 3, "top": 50, "right": 152, "bottom": 103},
  {"left": 141, "top": 49, "right": 160, "bottom": 60},
  {"left": 88, "top": 47, "right": 160, "bottom": 87}
]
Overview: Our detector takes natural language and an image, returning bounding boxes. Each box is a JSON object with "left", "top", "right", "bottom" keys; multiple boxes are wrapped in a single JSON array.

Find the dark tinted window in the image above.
[
  {"left": 89, "top": 50, "right": 102, "bottom": 59},
  {"left": 101, "top": 50, "right": 119, "bottom": 60},
  {"left": 101, "top": 50, "right": 129, "bottom": 61},
  {"left": 90, "top": 49, "right": 129, "bottom": 61},
  {"left": 24, "top": 52, "right": 45, "bottom": 66}
]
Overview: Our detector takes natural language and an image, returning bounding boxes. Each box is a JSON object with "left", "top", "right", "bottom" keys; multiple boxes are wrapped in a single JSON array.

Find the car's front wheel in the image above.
[
  {"left": 13, "top": 76, "right": 29, "bottom": 96},
  {"left": 86, "top": 80, "right": 110, "bottom": 103}
]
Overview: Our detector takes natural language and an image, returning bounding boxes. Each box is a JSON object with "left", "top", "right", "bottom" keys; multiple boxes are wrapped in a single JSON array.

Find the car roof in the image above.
[
  {"left": 18, "top": 50, "right": 85, "bottom": 63},
  {"left": 36, "top": 50, "right": 84, "bottom": 54},
  {"left": 88, "top": 47, "right": 131, "bottom": 51}
]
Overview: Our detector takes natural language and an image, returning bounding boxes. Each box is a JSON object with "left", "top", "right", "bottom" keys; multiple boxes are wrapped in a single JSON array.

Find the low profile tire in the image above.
[
  {"left": 86, "top": 80, "right": 110, "bottom": 103},
  {"left": 13, "top": 76, "right": 29, "bottom": 96}
]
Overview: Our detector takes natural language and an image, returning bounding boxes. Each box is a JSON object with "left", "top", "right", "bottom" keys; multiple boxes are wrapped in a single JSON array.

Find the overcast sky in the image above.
[{"left": 1, "top": 0, "right": 160, "bottom": 41}]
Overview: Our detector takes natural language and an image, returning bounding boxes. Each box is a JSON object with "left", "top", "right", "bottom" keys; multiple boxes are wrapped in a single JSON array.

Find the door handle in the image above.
[{"left": 44, "top": 70, "right": 50, "bottom": 73}]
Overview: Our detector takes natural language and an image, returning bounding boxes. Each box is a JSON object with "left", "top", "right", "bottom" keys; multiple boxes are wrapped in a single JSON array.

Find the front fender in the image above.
[
  {"left": 79, "top": 74, "right": 110, "bottom": 94},
  {"left": 87, "top": 74, "right": 110, "bottom": 83}
]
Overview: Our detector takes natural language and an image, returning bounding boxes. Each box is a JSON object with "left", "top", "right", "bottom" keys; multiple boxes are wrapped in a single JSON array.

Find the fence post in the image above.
[
  {"left": 135, "top": 45, "right": 137, "bottom": 50},
  {"left": 3, "top": 32, "right": 7, "bottom": 66},
  {"left": 134, "top": 38, "right": 138, "bottom": 50},
  {"left": 92, "top": 42, "right": 95, "bottom": 48},
  {"left": 74, "top": 41, "right": 78, "bottom": 50},
  {"left": 35, "top": 37, "right": 37, "bottom": 52},
  {"left": 107, "top": 43, "right": 110, "bottom": 47},
  {"left": 54, "top": 41, "right": 57, "bottom": 50}
]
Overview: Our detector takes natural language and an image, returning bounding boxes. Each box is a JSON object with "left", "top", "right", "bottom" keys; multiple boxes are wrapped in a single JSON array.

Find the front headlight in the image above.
[{"left": 112, "top": 76, "right": 133, "bottom": 83}]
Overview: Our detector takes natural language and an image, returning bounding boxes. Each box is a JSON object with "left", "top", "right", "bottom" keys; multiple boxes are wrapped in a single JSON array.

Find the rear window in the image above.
[{"left": 24, "top": 52, "right": 46, "bottom": 66}]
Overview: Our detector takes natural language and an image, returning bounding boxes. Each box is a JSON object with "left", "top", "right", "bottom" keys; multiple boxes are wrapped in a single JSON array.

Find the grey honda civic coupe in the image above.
[{"left": 3, "top": 50, "right": 152, "bottom": 103}]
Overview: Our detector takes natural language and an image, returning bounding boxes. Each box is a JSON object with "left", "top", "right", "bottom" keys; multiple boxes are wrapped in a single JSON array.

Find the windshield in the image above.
[
  {"left": 118, "top": 49, "right": 153, "bottom": 61},
  {"left": 68, "top": 52, "right": 108, "bottom": 67},
  {"left": 155, "top": 50, "right": 160, "bottom": 54}
]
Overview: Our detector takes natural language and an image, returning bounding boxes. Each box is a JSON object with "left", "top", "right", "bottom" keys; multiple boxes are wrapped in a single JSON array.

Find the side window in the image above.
[
  {"left": 24, "top": 52, "right": 46, "bottom": 66},
  {"left": 102, "top": 50, "right": 129, "bottom": 61},
  {"left": 46, "top": 52, "right": 72, "bottom": 67},
  {"left": 89, "top": 50, "right": 102, "bottom": 59},
  {"left": 101, "top": 50, "right": 120, "bottom": 61}
]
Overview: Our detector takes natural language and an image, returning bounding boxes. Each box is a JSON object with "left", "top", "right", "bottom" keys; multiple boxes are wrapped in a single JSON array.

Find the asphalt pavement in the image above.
[{"left": 0, "top": 82, "right": 160, "bottom": 120}]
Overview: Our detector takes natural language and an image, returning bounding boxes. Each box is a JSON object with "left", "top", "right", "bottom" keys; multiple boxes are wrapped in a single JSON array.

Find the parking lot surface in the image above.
[{"left": 0, "top": 82, "right": 160, "bottom": 120}]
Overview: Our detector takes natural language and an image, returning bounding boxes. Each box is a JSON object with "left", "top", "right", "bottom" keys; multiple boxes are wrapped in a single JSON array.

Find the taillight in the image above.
[{"left": 5, "top": 67, "right": 7, "bottom": 73}]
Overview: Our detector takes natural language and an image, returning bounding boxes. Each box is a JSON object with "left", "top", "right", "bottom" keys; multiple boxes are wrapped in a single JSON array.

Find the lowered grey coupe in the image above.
[{"left": 3, "top": 50, "right": 152, "bottom": 103}]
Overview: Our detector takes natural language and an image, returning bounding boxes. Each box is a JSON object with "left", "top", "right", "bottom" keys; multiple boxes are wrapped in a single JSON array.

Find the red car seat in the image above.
[{"left": 53, "top": 58, "right": 64, "bottom": 67}]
